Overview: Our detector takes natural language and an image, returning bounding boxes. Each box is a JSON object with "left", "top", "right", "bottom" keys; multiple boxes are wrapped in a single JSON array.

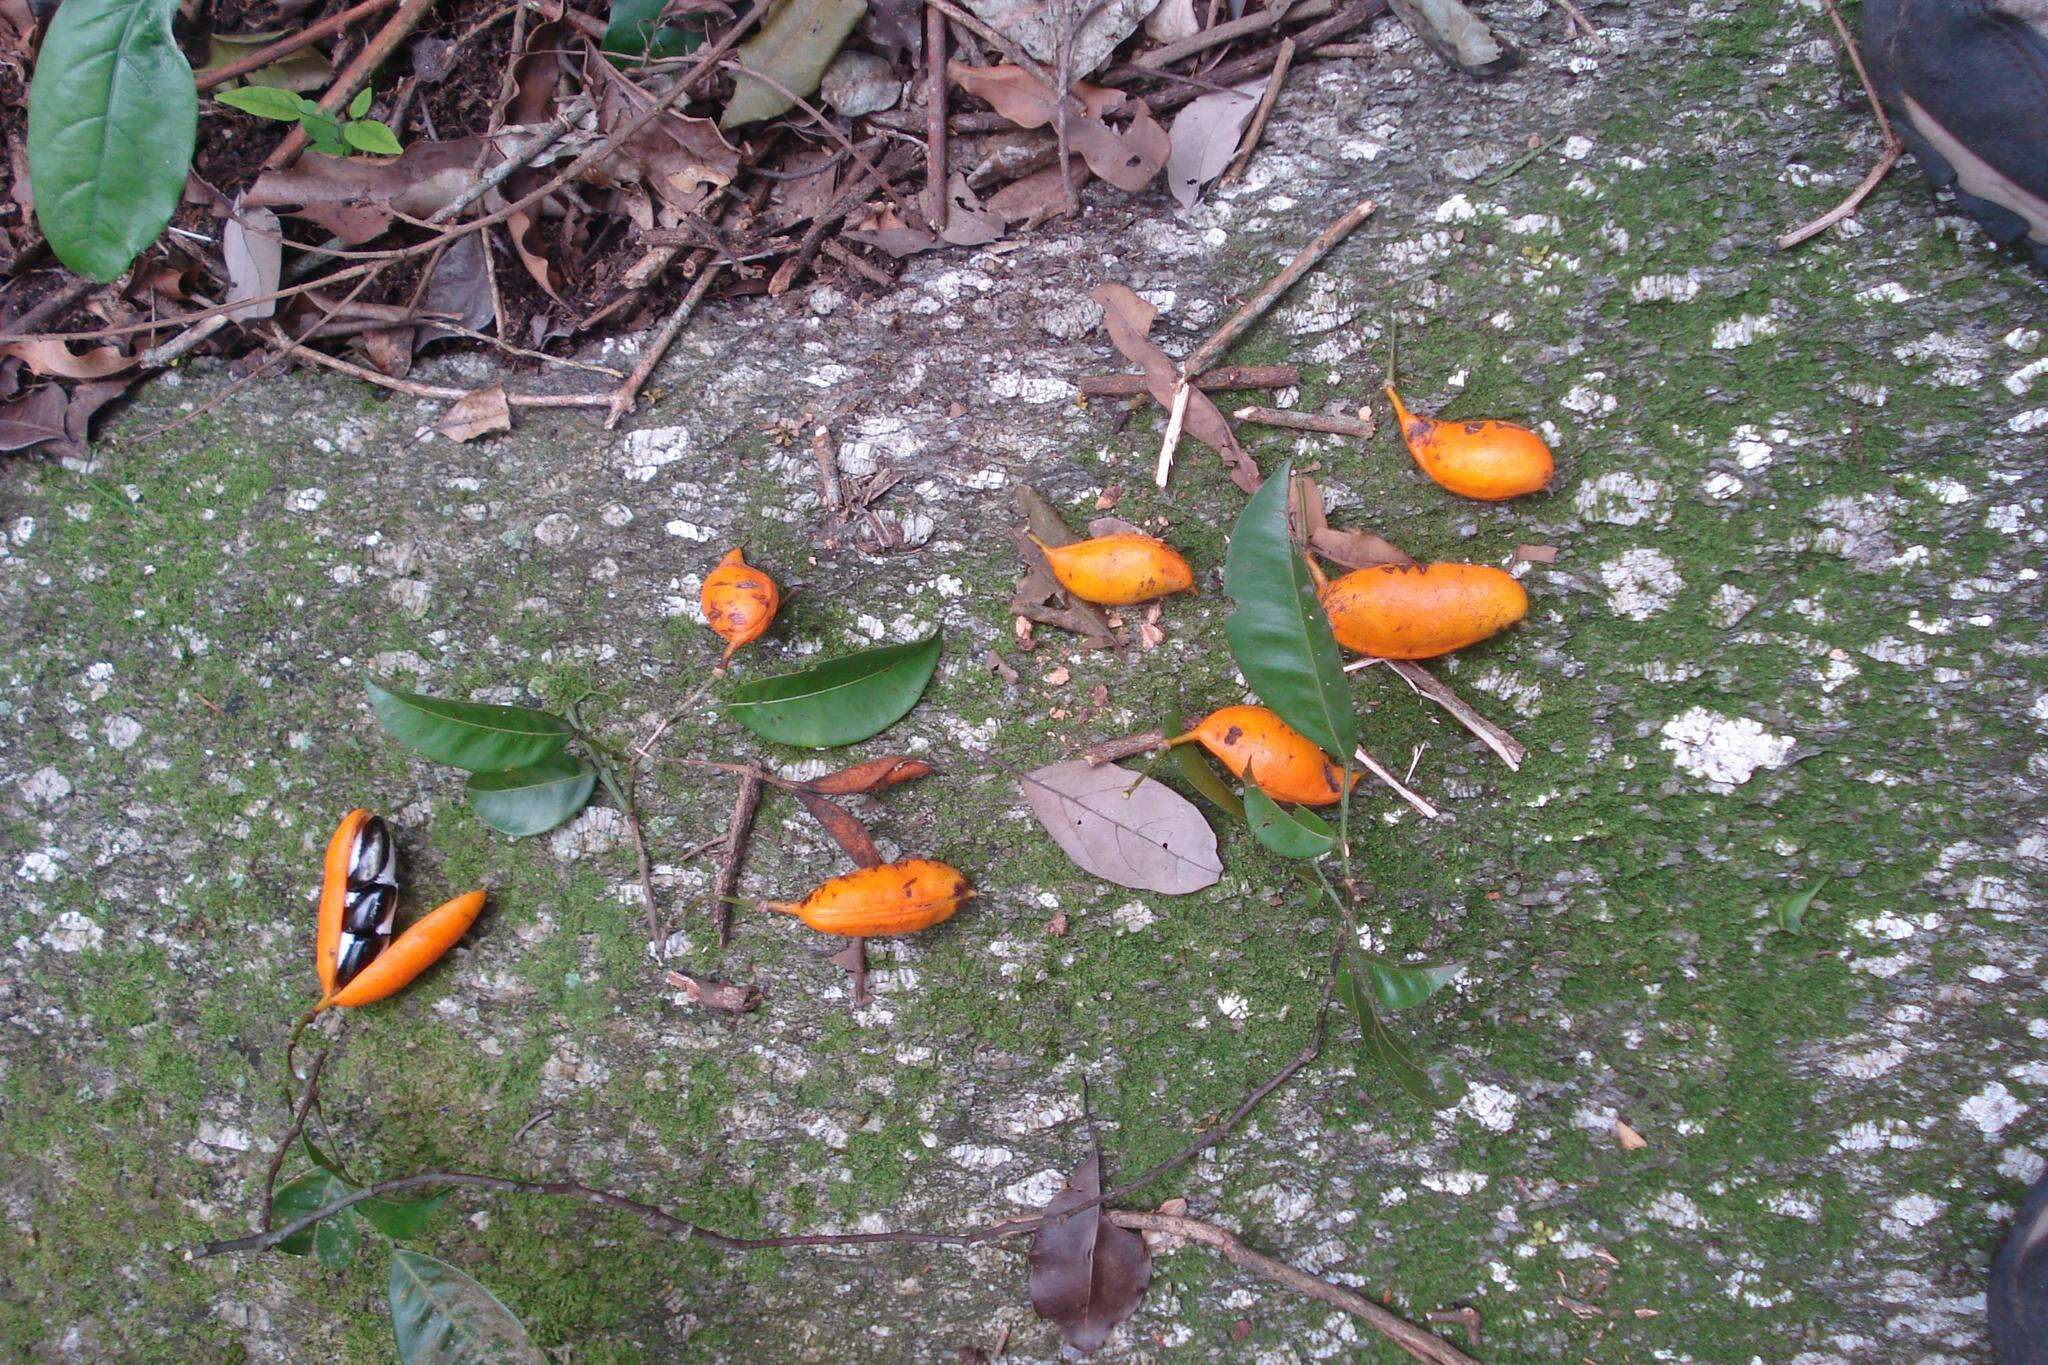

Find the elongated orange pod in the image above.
[
  {"left": 1386, "top": 386, "right": 1553, "bottom": 501},
  {"left": 316, "top": 810, "right": 372, "bottom": 998},
  {"left": 1321, "top": 562, "right": 1528, "bottom": 660},
  {"left": 763, "top": 859, "right": 973, "bottom": 937},
  {"left": 700, "top": 548, "right": 780, "bottom": 667},
  {"left": 1029, "top": 533, "right": 1195, "bottom": 606},
  {"left": 319, "top": 890, "right": 486, "bottom": 1011},
  {"left": 1168, "top": 705, "right": 1358, "bottom": 807}
]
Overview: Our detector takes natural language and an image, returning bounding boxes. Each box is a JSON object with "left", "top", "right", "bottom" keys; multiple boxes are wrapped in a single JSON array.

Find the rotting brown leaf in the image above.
[
  {"left": 938, "top": 172, "right": 1004, "bottom": 247},
  {"left": 221, "top": 203, "right": 282, "bottom": 323},
  {"left": 1020, "top": 760, "right": 1221, "bottom": 895},
  {"left": 0, "top": 338, "right": 136, "bottom": 380},
  {"left": 246, "top": 139, "right": 492, "bottom": 243},
  {"left": 949, "top": 64, "right": 1164, "bottom": 193},
  {"left": 1028, "top": 1151, "right": 1152, "bottom": 1356},
  {"left": 434, "top": 385, "right": 513, "bottom": 443},
  {"left": 1292, "top": 474, "right": 1415, "bottom": 568},
  {"left": 1165, "top": 82, "right": 1262, "bottom": 208},
  {"left": 665, "top": 970, "right": 762, "bottom": 1013},
  {"left": 795, "top": 789, "right": 883, "bottom": 868},
  {"left": 1091, "top": 284, "right": 1259, "bottom": 492}
]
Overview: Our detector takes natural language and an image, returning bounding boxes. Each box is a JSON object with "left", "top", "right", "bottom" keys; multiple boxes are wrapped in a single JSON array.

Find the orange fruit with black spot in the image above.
[
  {"left": 1169, "top": 705, "right": 1358, "bottom": 806},
  {"left": 762, "top": 859, "right": 974, "bottom": 936},
  {"left": 700, "top": 548, "right": 780, "bottom": 666},
  {"left": 1386, "top": 386, "right": 1553, "bottom": 501},
  {"left": 1029, "top": 533, "right": 1195, "bottom": 606},
  {"left": 1320, "top": 562, "right": 1527, "bottom": 660}
]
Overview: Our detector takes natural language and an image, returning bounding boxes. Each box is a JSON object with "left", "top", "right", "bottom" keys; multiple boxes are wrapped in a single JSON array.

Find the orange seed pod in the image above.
[
  {"left": 1029, "top": 533, "right": 1195, "bottom": 607},
  {"left": 763, "top": 859, "right": 973, "bottom": 937},
  {"left": 1386, "top": 386, "right": 1553, "bottom": 501},
  {"left": 318, "top": 890, "right": 486, "bottom": 1011},
  {"left": 316, "top": 809, "right": 372, "bottom": 998},
  {"left": 700, "top": 548, "right": 780, "bottom": 667},
  {"left": 1169, "top": 705, "right": 1358, "bottom": 807},
  {"left": 1320, "top": 562, "right": 1528, "bottom": 660}
]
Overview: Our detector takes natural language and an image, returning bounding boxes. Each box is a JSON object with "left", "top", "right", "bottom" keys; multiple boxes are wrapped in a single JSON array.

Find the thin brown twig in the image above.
[
  {"left": 1081, "top": 364, "right": 1297, "bottom": 396},
  {"left": 1546, "top": 0, "right": 1605, "bottom": 48},
  {"left": 1108, "top": 1211, "right": 1474, "bottom": 1365},
  {"left": 1184, "top": 194, "right": 1376, "bottom": 376},
  {"left": 605, "top": 260, "right": 724, "bottom": 427},
  {"left": 1351, "top": 745, "right": 1437, "bottom": 819},
  {"left": 1219, "top": 36, "right": 1294, "bottom": 186},
  {"left": 712, "top": 772, "right": 763, "bottom": 945},
  {"left": 1351, "top": 657, "right": 1526, "bottom": 770},
  {"left": 1083, "top": 729, "right": 1169, "bottom": 765},
  {"left": 1775, "top": 0, "right": 1901, "bottom": 251},
  {"left": 259, "top": 1047, "right": 331, "bottom": 1230},
  {"left": 261, "top": 326, "right": 610, "bottom": 405},
  {"left": 1135, "top": 0, "right": 1333, "bottom": 69},
  {"left": 716, "top": 61, "right": 913, "bottom": 219},
  {"left": 1232, "top": 403, "right": 1371, "bottom": 436},
  {"left": 925, "top": 3, "right": 950, "bottom": 233},
  {"left": 195, "top": 0, "right": 402, "bottom": 92}
]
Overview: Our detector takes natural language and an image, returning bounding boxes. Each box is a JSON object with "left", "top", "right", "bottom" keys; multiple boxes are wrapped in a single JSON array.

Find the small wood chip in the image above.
[
  {"left": 1614, "top": 1118, "right": 1647, "bottom": 1150},
  {"left": 1514, "top": 543, "right": 1560, "bottom": 563},
  {"left": 665, "top": 971, "right": 762, "bottom": 1013}
]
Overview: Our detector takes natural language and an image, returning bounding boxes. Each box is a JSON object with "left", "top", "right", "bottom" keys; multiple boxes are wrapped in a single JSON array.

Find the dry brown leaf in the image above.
[
  {"left": 795, "top": 789, "right": 883, "bottom": 868},
  {"left": 939, "top": 172, "right": 1005, "bottom": 246},
  {"left": 949, "top": 62, "right": 1123, "bottom": 129},
  {"left": 986, "top": 159, "right": 1088, "bottom": 224},
  {"left": 247, "top": 138, "right": 493, "bottom": 243},
  {"left": 435, "top": 385, "right": 512, "bottom": 442},
  {"left": 666, "top": 970, "right": 762, "bottom": 1012},
  {"left": 0, "top": 339, "right": 137, "bottom": 380},
  {"left": 1028, "top": 1151, "right": 1153, "bottom": 1354},
  {"left": 805, "top": 755, "right": 936, "bottom": 796},
  {"left": 1514, "top": 543, "right": 1560, "bottom": 563},
  {"left": 1091, "top": 283, "right": 1258, "bottom": 492},
  {"left": 1165, "top": 83, "right": 1262, "bottom": 207},
  {"left": 1069, "top": 99, "right": 1168, "bottom": 193},
  {"left": 1615, "top": 1118, "right": 1648, "bottom": 1150},
  {"left": 222, "top": 203, "right": 282, "bottom": 323},
  {"left": 1020, "top": 760, "right": 1221, "bottom": 894}
]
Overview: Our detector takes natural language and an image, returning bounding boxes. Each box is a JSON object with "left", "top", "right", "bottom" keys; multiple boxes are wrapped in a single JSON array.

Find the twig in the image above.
[
  {"left": 1107, "top": 1212, "right": 1474, "bottom": 1365},
  {"left": 1219, "top": 37, "right": 1294, "bottom": 186},
  {"left": 1351, "top": 658, "right": 1525, "bottom": 770},
  {"left": 261, "top": 326, "right": 610, "bottom": 406},
  {"left": 1154, "top": 377, "right": 1192, "bottom": 488},
  {"left": 712, "top": 772, "right": 763, "bottom": 945},
  {"left": 1139, "top": 1, "right": 1386, "bottom": 115},
  {"left": 605, "top": 260, "right": 724, "bottom": 427},
  {"left": 259, "top": 1048, "right": 331, "bottom": 1230},
  {"left": 1184, "top": 195, "right": 1376, "bottom": 376},
  {"left": 812, "top": 422, "right": 844, "bottom": 513},
  {"left": 1775, "top": 0, "right": 1901, "bottom": 251},
  {"left": 1546, "top": 0, "right": 1605, "bottom": 48},
  {"left": 1083, "top": 730, "right": 1168, "bottom": 765},
  {"left": 927, "top": 0, "right": 1064, "bottom": 97},
  {"left": 925, "top": 3, "right": 950, "bottom": 234},
  {"left": 818, "top": 239, "right": 895, "bottom": 288},
  {"left": 1474, "top": 130, "right": 1566, "bottom": 187},
  {"left": 1080, "top": 364, "right": 1297, "bottom": 396},
  {"left": 195, "top": 0, "right": 403, "bottom": 92},
  {"left": 716, "top": 62, "right": 912, "bottom": 219},
  {"left": 622, "top": 769, "right": 663, "bottom": 953},
  {"left": 263, "top": 0, "right": 442, "bottom": 171},
  {"left": 1352, "top": 746, "right": 1437, "bottom": 819},
  {"left": 1231, "top": 404, "right": 1371, "bottom": 436},
  {"left": 1135, "top": 0, "right": 1333, "bottom": 69}
]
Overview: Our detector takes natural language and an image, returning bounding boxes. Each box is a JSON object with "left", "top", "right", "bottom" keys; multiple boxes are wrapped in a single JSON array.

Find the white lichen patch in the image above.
[
  {"left": 1659, "top": 708, "right": 1795, "bottom": 788},
  {"left": 41, "top": 911, "right": 104, "bottom": 953},
  {"left": 1455, "top": 1082, "right": 1520, "bottom": 1133},
  {"left": 1573, "top": 471, "right": 1667, "bottom": 527},
  {"left": 1599, "top": 548, "right": 1682, "bottom": 620},
  {"left": 1711, "top": 313, "right": 1779, "bottom": 349},
  {"left": 1646, "top": 1190, "right": 1705, "bottom": 1230},
  {"left": 1630, "top": 272, "right": 1701, "bottom": 303},
  {"left": 1961, "top": 1082, "right": 2026, "bottom": 1137}
]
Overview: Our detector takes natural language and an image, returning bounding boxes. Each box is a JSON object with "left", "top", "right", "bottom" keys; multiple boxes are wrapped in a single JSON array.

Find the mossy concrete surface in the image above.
[{"left": 5, "top": 1, "right": 2047, "bottom": 1359}]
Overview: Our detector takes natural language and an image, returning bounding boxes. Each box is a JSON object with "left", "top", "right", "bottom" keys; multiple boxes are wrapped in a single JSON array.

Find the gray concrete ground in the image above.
[{"left": 5, "top": 0, "right": 2048, "bottom": 1359}]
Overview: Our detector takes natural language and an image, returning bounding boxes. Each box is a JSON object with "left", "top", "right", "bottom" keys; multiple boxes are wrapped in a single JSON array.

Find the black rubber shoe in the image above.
[{"left": 1862, "top": 0, "right": 2048, "bottom": 269}]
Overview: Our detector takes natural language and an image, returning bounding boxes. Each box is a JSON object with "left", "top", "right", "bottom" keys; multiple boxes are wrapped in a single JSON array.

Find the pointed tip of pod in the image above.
[{"left": 1383, "top": 384, "right": 1413, "bottom": 424}]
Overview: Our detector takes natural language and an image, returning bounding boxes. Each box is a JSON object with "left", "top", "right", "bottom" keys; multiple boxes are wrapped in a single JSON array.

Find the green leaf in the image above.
[
  {"left": 343, "top": 119, "right": 403, "bottom": 155},
  {"left": 216, "top": 84, "right": 309, "bottom": 122},
  {"left": 602, "top": 0, "right": 705, "bottom": 62},
  {"left": 1770, "top": 874, "right": 1831, "bottom": 935},
  {"left": 349, "top": 86, "right": 373, "bottom": 118},
  {"left": 1163, "top": 697, "right": 1244, "bottom": 819},
  {"left": 27, "top": 0, "right": 198, "bottom": 282},
  {"left": 465, "top": 754, "right": 597, "bottom": 837},
  {"left": 721, "top": 0, "right": 866, "bottom": 128},
  {"left": 358, "top": 1190, "right": 448, "bottom": 1241},
  {"left": 725, "top": 633, "right": 941, "bottom": 748},
  {"left": 366, "top": 679, "right": 574, "bottom": 772},
  {"left": 302, "top": 1133, "right": 348, "bottom": 1179},
  {"left": 1363, "top": 956, "right": 1463, "bottom": 1011},
  {"left": 390, "top": 1249, "right": 544, "bottom": 1364},
  {"left": 1338, "top": 948, "right": 1460, "bottom": 1107},
  {"left": 1242, "top": 784, "right": 1335, "bottom": 859},
  {"left": 1222, "top": 459, "right": 1355, "bottom": 763},
  {"left": 273, "top": 1170, "right": 361, "bottom": 1269}
]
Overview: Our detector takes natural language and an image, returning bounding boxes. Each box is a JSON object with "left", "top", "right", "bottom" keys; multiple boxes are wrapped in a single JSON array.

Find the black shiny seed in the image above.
[
  {"left": 334, "top": 933, "right": 382, "bottom": 988},
  {"left": 349, "top": 817, "right": 392, "bottom": 885},
  {"left": 343, "top": 884, "right": 393, "bottom": 936}
]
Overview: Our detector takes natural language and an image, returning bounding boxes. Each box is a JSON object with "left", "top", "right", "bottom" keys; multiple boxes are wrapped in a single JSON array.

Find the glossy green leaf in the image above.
[
  {"left": 366, "top": 680, "right": 573, "bottom": 772},
  {"left": 358, "top": 1190, "right": 448, "bottom": 1241},
  {"left": 1242, "top": 785, "right": 1335, "bottom": 859},
  {"left": 344, "top": 119, "right": 403, "bottom": 155},
  {"left": 725, "top": 633, "right": 941, "bottom": 748},
  {"left": 273, "top": 1170, "right": 360, "bottom": 1269},
  {"left": 302, "top": 1133, "right": 348, "bottom": 1179},
  {"left": 602, "top": 0, "right": 705, "bottom": 62},
  {"left": 1338, "top": 949, "right": 1460, "bottom": 1108},
  {"left": 1770, "top": 874, "right": 1831, "bottom": 935},
  {"left": 1164, "top": 698, "right": 1243, "bottom": 819},
  {"left": 465, "top": 754, "right": 597, "bottom": 837},
  {"left": 27, "top": 0, "right": 198, "bottom": 281},
  {"left": 216, "top": 85, "right": 307, "bottom": 121},
  {"left": 390, "top": 1249, "right": 544, "bottom": 1364},
  {"left": 721, "top": 0, "right": 866, "bottom": 128},
  {"left": 349, "top": 86, "right": 373, "bottom": 119},
  {"left": 1364, "top": 956, "right": 1463, "bottom": 1011},
  {"left": 1223, "top": 459, "right": 1355, "bottom": 762}
]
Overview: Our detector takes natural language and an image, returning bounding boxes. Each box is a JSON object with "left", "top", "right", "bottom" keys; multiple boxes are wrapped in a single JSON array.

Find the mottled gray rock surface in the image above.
[{"left": 5, "top": 1, "right": 2048, "bottom": 1360}]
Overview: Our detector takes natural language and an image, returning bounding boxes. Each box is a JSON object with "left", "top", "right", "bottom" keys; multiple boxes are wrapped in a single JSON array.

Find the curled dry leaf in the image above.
[
  {"left": 435, "top": 385, "right": 512, "bottom": 443},
  {"left": 1291, "top": 472, "right": 1414, "bottom": 569},
  {"left": 950, "top": 64, "right": 1167, "bottom": 193},
  {"left": 804, "top": 754, "right": 936, "bottom": 796},
  {"left": 1092, "top": 283, "right": 1259, "bottom": 493},
  {"left": 221, "top": 203, "right": 282, "bottom": 322},
  {"left": 793, "top": 788, "right": 883, "bottom": 868},
  {"left": 666, "top": 970, "right": 763, "bottom": 1013},
  {"left": 1028, "top": 1151, "right": 1152, "bottom": 1356},
  {"left": 1165, "top": 82, "right": 1263, "bottom": 208},
  {"left": 0, "top": 338, "right": 136, "bottom": 380},
  {"left": 939, "top": 172, "right": 1004, "bottom": 247},
  {"left": 1020, "top": 759, "right": 1221, "bottom": 895},
  {"left": 247, "top": 138, "right": 496, "bottom": 243}
]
